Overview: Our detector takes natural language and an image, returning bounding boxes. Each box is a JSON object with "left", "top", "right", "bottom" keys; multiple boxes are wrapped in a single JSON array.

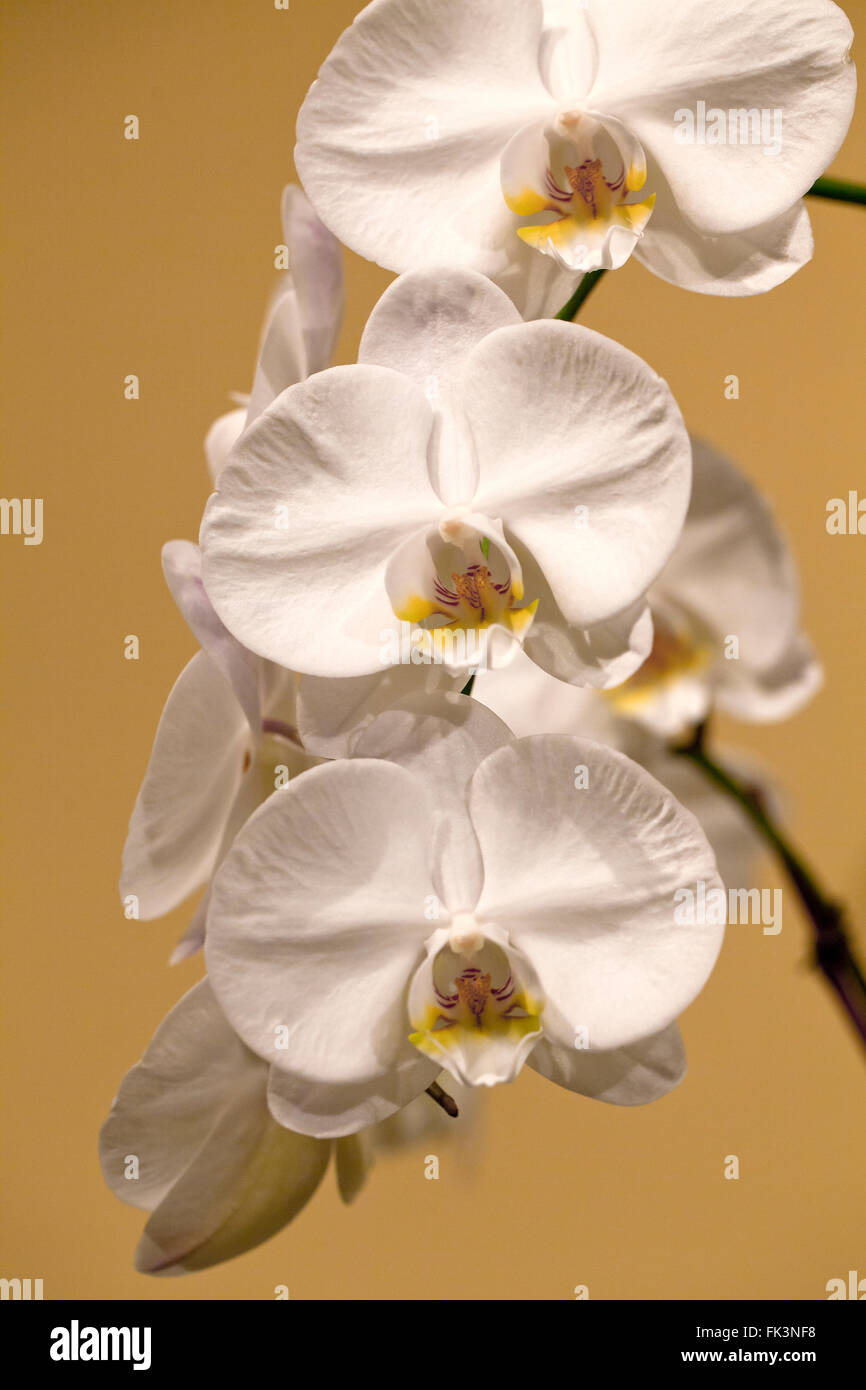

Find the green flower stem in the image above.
[
  {"left": 555, "top": 269, "right": 607, "bottom": 321},
  {"left": 807, "top": 176, "right": 866, "bottom": 206},
  {"left": 551, "top": 181, "right": 861, "bottom": 326},
  {"left": 674, "top": 728, "right": 866, "bottom": 1051}
]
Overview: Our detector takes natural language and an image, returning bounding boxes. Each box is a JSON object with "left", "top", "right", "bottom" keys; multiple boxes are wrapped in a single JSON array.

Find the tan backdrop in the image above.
[{"left": 1, "top": 0, "right": 864, "bottom": 1300}]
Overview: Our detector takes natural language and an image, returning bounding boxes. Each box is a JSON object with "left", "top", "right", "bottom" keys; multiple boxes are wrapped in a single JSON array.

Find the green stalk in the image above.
[
  {"left": 554, "top": 269, "right": 607, "bottom": 321},
  {"left": 807, "top": 176, "right": 866, "bottom": 207}
]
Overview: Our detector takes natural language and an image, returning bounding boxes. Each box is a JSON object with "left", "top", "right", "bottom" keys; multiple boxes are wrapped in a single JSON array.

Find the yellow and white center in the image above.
[
  {"left": 409, "top": 922, "right": 543, "bottom": 1087},
  {"left": 604, "top": 601, "right": 716, "bottom": 732},
  {"left": 388, "top": 514, "right": 538, "bottom": 666},
  {"left": 501, "top": 108, "right": 655, "bottom": 273}
]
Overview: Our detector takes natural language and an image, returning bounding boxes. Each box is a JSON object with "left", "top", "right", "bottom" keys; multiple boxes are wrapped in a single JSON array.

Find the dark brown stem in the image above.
[
  {"left": 673, "top": 729, "right": 866, "bottom": 1053},
  {"left": 425, "top": 1081, "right": 459, "bottom": 1118}
]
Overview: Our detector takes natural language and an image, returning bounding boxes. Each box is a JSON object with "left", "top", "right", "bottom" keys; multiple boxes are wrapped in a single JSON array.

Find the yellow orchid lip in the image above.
[
  {"left": 393, "top": 593, "right": 439, "bottom": 624},
  {"left": 409, "top": 966, "right": 542, "bottom": 1064},
  {"left": 408, "top": 927, "right": 546, "bottom": 1087},
  {"left": 504, "top": 185, "right": 551, "bottom": 217},
  {"left": 502, "top": 108, "right": 655, "bottom": 272},
  {"left": 605, "top": 611, "right": 714, "bottom": 713},
  {"left": 390, "top": 523, "right": 538, "bottom": 656}
]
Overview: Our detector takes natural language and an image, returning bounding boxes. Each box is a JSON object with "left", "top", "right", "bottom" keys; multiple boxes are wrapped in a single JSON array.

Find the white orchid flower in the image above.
[
  {"left": 122, "top": 535, "right": 471, "bottom": 950},
  {"left": 295, "top": 0, "right": 855, "bottom": 313},
  {"left": 205, "top": 184, "right": 345, "bottom": 485},
  {"left": 120, "top": 540, "right": 319, "bottom": 963},
  {"left": 204, "top": 693, "right": 724, "bottom": 1138},
  {"left": 475, "top": 438, "right": 823, "bottom": 741},
  {"left": 600, "top": 438, "right": 822, "bottom": 739},
  {"left": 474, "top": 651, "right": 769, "bottom": 891},
  {"left": 122, "top": 537, "right": 467, "bottom": 950},
  {"left": 99, "top": 980, "right": 360, "bottom": 1275},
  {"left": 200, "top": 267, "right": 691, "bottom": 690},
  {"left": 197, "top": 193, "right": 461, "bottom": 755},
  {"left": 294, "top": 664, "right": 461, "bottom": 760},
  {"left": 100, "top": 978, "right": 476, "bottom": 1274}
]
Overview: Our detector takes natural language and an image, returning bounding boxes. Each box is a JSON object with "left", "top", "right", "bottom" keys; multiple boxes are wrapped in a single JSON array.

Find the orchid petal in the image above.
[
  {"left": 463, "top": 321, "right": 691, "bottom": 626},
  {"left": 245, "top": 284, "right": 309, "bottom": 425},
  {"left": 635, "top": 177, "right": 814, "bottom": 295},
  {"left": 586, "top": 0, "right": 856, "bottom": 236},
  {"left": 99, "top": 980, "right": 265, "bottom": 1216},
  {"left": 206, "top": 760, "right": 441, "bottom": 1136},
  {"left": 200, "top": 367, "right": 440, "bottom": 677},
  {"left": 105, "top": 976, "right": 334, "bottom": 1277},
  {"left": 204, "top": 407, "right": 246, "bottom": 486},
  {"left": 162, "top": 539, "right": 262, "bottom": 734},
  {"left": 359, "top": 267, "right": 521, "bottom": 506},
  {"left": 352, "top": 691, "right": 513, "bottom": 913},
  {"left": 716, "top": 632, "right": 823, "bottom": 723},
  {"left": 645, "top": 746, "right": 767, "bottom": 893},
  {"left": 519, "top": 543, "right": 655, "bottom": 687},
  {"left": 528, "top": 1021, "right": 686, "bottom": 1104},
  {"left": 539, "top": 2, "right": 598, "bottom": 106},
  {"left": 120, "top": 653, "right": 248, "bottom": 919},
  {"left": 494, "top": 236, "right": 580, "bottom": 319},
  {"left": 296, "top": 666, "right": 460, "bottom": 760},
  {"left": 280, "top": 184, "right": 345, "bottom": 379},
  {"left": 476, "top": 653, "right": 767, "bottom": 893},
  {"left": 475, "top": 646, "right": 605, "bottom": 738},
  {"left": 295, "top": 0, "right": 554, "bottom": 279},
  {"left": 169, "top": 892, "right": 209, "bottom": 966},
  {"left": 135, "top": 1107, "right": 329, "bottom": 1275},
  {"left": 659, "top": 438, "right": 821, "bottom": 712},
  {"left": 468, "top": 737, "right": 725, "bottom": 1051},
  {"left": 267, "top": 1058, "right": 437, "bottom": 1143},
  {"left": 166, "top": 730, "right": 323, "bottom": 962}
]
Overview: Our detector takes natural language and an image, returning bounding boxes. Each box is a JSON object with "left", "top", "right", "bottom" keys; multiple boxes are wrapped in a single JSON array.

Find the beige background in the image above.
[{"left": 1, "top": 0, "right": 864, "bottom": 1300}]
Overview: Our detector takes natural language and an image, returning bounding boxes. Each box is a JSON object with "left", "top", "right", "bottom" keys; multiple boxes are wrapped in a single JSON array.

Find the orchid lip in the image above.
[
  {"left": 408, "top": 927, "right": 544, "bottom": 1087},
  {"left": 501, "top": 106, "right": 655, "bottom": 273},
  {"left": 387, "top": 514, "right": 538, "bottom": 661},
  {"left": 605, "top": 598, "right": 715, "bottom": 712}
]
